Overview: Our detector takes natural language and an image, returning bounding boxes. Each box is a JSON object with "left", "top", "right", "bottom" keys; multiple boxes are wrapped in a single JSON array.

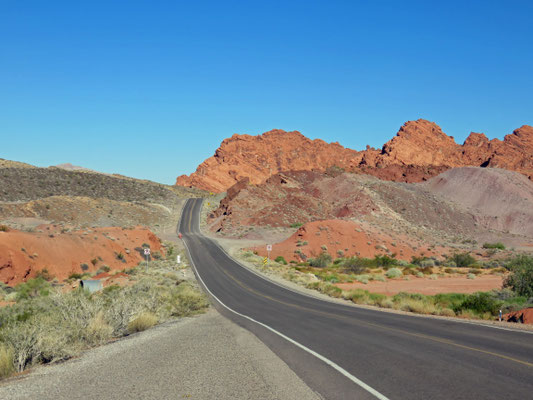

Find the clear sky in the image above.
[{"left": 1, "top": 1, "right": 532, "bottom": 184}]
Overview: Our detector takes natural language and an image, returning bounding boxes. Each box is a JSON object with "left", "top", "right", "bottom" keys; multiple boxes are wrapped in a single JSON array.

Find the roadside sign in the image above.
[
  {"left": 266, "top": 244, "right": 272, "bottom": 252},
  {"left": 262, "top": 257, "right": 268, "bottom": 266},
  {"left": 144, "top": 248, "right": 150, "bottom": 255}
]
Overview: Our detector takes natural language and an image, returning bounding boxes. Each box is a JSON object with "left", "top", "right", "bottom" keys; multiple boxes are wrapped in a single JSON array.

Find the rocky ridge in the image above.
[{"left": 176, "top": 120, "right": 533, "bottom": 192}]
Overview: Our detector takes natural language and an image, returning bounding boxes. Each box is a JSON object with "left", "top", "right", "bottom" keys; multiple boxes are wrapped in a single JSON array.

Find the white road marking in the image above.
[{"left": 181, "top": 200, "right": 390, "bottom": 400}]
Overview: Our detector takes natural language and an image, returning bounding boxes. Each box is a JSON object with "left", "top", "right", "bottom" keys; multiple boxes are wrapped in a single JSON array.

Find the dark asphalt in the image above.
[{"left": 180, "top": 198, "right": 533, "bottom": 400}]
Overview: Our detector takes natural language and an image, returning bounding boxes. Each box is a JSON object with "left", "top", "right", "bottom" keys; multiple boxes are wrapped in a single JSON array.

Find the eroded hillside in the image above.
[{"left": 177, "top": 120, "right": 533, "bottom": 192}]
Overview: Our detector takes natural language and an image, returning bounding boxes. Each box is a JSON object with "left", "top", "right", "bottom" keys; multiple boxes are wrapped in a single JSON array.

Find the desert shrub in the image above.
[
  {"left": 402, "top": 267, "right": 417, "bottom": 276},
  {"left": 323, "top": 274, "right": 340, "bottom": 283},
  {"left": 433, "top": 293, "right": 468, "bottom": 310},
  {"left": 420, "top": 259, "right": 435, "bottom": 268},
  {"left": 290, "top": 222, "right": 303, "bottom": 228},
  {"left": 15, "top": 278, "right": 51, "bottom": 301},
  {"left": 152, "top": 251, "right": 162, "bottom": 260},
  {"left": 116, "top": 252, "right": 124, "bottom": 261},
  {"left": 128, "top": 312, "right": 158, "bottom": 333},
  {"left": 68, "top": 272, "right": 83, "bottom": 280},
  {"left": 373, "top": 275, "right": 386, "bottom": 282},
  {"left": 0, "top": 225, "right": 10, "bottom": 232},
  {"left": 411, "top": 256, "right": 427, "bottom": 266},
  {"left": 35, "top": 269, "right": 55, "bottom": 282},
  {"left": 416, "top": 272, "right": 424, "bottom": 278},
  {"left": 84, "top": 311, "right": 113, "bottom": 344},
  {"left": 0, "top": 258, "right": 208, "bottom": 376},
  {"left": 503, "top": 255, "right": 533, "bottom": 298},
  {"left": 444, "top": 268, "right": 455, "bottom": 274},
  {"left": 385, "top": 268, "right": 402, "bottom": 279},
  {"left": 418, "top": 266, "right": 434, "bottom": 275},
  {"left": 345, "top": 289, "right": 370, "bottom": 304},
  {"left": 458, "top": 292, "right": 502, "bottom": 316},
  {"left": 97, "top": 265, "right": 111, "bottom": 274},
  {"left": 91, "top": 258, "right": 99, "bottom": 266},
  {"left": 467, "top": 273, "right": 476, "bottom": 279},
  {"left": 343, "top": 257, "right": 370, "bottom": 274},
  {"left": 482, "top": 242, "right": 505, "bottom": 250},
  {"left": 0, "top": 344, "right": 14, "bottom": 378},
  {"left": 319, "top": 284, "right": 342, "bottom": 298},
  {"left": 80, "top": 263, "right": 89, "bottom": 271},
  {"left": 274, "top": 256, "right": 287, "bottom": 265},
  {"left": 448, "top": 252, "right": 476, "bottom": 268},
  {"left": 374, "top": 255, "right": 397, "bottom": 268},
  {"left": 308, "top": 252, "right": 332, "bottom": 268}
]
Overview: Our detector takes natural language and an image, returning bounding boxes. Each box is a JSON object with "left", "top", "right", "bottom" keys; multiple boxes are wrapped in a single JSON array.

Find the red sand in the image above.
[
  {"left": 335, "top": 275, "right": 504, "bottom": 296},
  {"left": 0, "top": 225, "right": 163, "bottom": 285},
  {"left": 252, "top": 219, "right": 446, "bottom": 262}
]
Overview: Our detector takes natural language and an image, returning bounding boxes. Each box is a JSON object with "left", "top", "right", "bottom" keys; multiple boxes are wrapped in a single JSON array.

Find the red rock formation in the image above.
[
  {"left": 176, "top": 121, "right": 533, "bottom": 192},
  {"left": 176, "top": 130, "right": 360, "bottom": 192},
  {"left": 504, "top": 308, "right": 533, "bottom": 324}
]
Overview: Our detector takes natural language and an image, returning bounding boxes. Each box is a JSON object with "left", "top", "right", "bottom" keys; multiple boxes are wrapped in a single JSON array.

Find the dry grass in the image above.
[
  {"left": 0, "top": 345, "right": 14, "bottom": 378},
  {"left": 128, "top": 312, "right": 158, "bottom": 333}
]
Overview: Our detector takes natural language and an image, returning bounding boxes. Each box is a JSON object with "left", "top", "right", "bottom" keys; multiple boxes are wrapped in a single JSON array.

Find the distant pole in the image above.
[{"left": 499, "top": 309, "right": 502, "bottom": 322}]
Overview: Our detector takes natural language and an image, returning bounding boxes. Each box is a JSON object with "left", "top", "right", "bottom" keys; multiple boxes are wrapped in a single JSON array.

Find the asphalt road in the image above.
[{"left": 180, "top": 198, "right": 533, "bottom": 400}]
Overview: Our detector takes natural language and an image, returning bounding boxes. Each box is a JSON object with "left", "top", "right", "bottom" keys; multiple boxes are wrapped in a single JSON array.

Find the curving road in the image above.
[{"left": 180, "top": 198, "right": 533, "bottom": 400}]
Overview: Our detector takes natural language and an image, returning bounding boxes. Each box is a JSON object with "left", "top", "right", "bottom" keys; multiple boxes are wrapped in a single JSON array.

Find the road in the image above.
[{"left": 180, "top": 198, "right": 533, "bottom": 400}]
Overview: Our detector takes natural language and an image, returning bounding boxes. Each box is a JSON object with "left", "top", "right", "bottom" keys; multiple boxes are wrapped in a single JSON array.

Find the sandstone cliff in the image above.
[{"left": 176, "top": 120, "right": 533, "bottom": 192}]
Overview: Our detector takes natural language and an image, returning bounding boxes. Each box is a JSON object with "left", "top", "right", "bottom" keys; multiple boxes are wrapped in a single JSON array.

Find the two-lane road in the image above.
[{"left": 180, "top": 198, "right": 533, "bottom": 400}]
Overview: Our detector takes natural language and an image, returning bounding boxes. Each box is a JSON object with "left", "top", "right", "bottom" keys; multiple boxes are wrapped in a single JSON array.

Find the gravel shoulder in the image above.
[{"left": 0, "top": 309, "right": 321, "bottom": 400}]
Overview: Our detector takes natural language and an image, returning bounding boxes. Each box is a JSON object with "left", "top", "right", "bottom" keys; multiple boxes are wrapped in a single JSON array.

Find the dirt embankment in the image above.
[
  {"left": 0, "top": 225, "right": 164, "bottom": 285},
  {"left": 251, "top": 219, "right": 447, "bottom": 262}
]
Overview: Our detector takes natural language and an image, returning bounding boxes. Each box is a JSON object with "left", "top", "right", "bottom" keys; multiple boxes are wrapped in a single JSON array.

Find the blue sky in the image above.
[{"left": 1, "top": 1, "right": 532, "bottom": 184}]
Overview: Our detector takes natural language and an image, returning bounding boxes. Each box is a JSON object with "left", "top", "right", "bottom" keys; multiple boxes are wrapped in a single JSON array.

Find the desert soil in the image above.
[{"left": 335, "top": 275, "right": 504, "bottom": 296}]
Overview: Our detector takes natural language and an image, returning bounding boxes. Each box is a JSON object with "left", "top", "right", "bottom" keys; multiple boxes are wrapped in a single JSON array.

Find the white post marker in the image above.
[
  {"left": 266, "top": 244, "right": 272, "bottom": 261},
  {"left": 177, "top": 255, "right": 181, "bottom": 264},
  {"left": 144, "top": 248, "right": 150, "bottom": 271}
]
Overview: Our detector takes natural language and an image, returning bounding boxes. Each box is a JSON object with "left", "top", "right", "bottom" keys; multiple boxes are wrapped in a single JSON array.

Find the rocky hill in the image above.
[
  {"left": 176, "top": 129, "right": 359, "bottom": 192},
  {"left": 424, "top": 167, "right": 533, "bottom": 238},
  {"left": 0, "top": 161, "right": 205, "bottom": 232},
  {"left": 206, "top": 167, "right": 533, "bottom": 260},
  {"left": 176, "top": 120, "right": 533, "bottom": 192}
]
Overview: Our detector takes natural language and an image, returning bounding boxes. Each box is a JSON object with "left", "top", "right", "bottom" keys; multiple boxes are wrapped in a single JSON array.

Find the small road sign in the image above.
[
  {"left": 262, "top": 257, "right": 268, "bottom": 266},
  {"left": 144, "top": 248, "right": 150, "bottom": 255},
  {"left": 266, "top": 244, "right": 272, "bottom": 251}
]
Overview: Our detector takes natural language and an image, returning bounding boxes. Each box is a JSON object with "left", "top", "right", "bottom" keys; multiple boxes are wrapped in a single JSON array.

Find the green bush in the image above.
[
  {"left": 14, "top": 278, "right": 51, "bottom": 301},
  {"left": 482, "top": 242, "right": 505, "bottom": 250},
  {"left": 448, "top": 252, "right": 476, "bottom": 268},
  {"left": 290, "top": 222, "right": 303, "bottom": 228},
  {"left": 343, "top": 257, "right": 371, "bottom": 274},
  {"left": 374, "top": 255, "right": 397, "bottom": 267},
  {"left": 308, "top": 252, "right": 332, "bottom": 268},
  {"left": 274, "top": 256, "right": 287, "bottom": 265},
  {"left": 503, "top": 255, "right": 533, "bottom": 298},
  {"left": 457, "top": 292, "right": 502, "bottom": 316},
  {"left": 385, "top": 268, "right": 403, "bottom": 278}
]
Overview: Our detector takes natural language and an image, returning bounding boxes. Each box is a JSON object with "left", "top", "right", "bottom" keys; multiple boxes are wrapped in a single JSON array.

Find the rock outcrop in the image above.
[
  {"left": 176, "top": 120, "right": 533, "bottom": 192},
  {"left": 176, "top": 130, "right": 359, "bottom": 192}
]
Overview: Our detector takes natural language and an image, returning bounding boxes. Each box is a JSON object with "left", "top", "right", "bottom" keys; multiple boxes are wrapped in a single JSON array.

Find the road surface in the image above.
[{"left": 180, "top": 198, "right": 533, "bottom": 400}]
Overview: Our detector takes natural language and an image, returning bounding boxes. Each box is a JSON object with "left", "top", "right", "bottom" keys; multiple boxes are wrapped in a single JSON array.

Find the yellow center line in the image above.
[
  {"left": 184, "top": 198, "right": 533, "bottom": 369},
  {"left": 207, "top": 242, "right": 533, "bottom": 369}
]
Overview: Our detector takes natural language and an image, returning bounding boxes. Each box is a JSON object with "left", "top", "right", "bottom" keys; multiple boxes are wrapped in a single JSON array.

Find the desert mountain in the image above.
[
  {"left": 176, "top": 120, "right": 533, "bottom": 192},
  {"left": 424, "top": 167, "right": 533, "bottom": 238},
  {"left": 206, "top": 167, "right": 533, "bottom": 261}
]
